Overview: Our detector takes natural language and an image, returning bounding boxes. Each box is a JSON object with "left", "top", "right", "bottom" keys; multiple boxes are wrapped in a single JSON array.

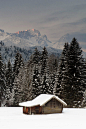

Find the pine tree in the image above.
[
  {"left": 61, "top": 38, "right": 86, "bottom": 107},
  {"left": 12, "top": 52, "right": 24, "bottom": 106},
  {"left": 32, "top": 65, "right": 41, "bottom": 99},
  {"left": 41, "top": 73, "right": 49, "bottom": 94},
  {"left": 48, "top": 74, "right": 55, "bottom": 94},
  {"left": 48, "top": 54, "right": 58, "bottom": 95},
  {"left": 13, "top": 52, "right": 24, "bottom": 78},
  {"left": 82, "top": 90, "right": 86, "bottom": 107},
  {"left": 40, "top": 47, "right": 50, "bottom": 94},
  {"left": 5, "top": 60, "right": 13, "bottom": 106},
  {"left": 0, "top": 53, "right": 6, "bottom": 106},
  {"left": 13, "top": 63, "right": 32, "bottom": 106},
  {"left": 6, "top": 60, "right": 13, "bottom": 92},
  {"left": 54, "top": 43, "right": 69, "bottom": 98},
  {"left": 32, "top": 47, "right": 41, "bottom": 64},
  {"left": 41, "top": 47, "right": 48, "bottom": 75},
  {"left": 48, "top": 54, "right": 58, "bottom": 74}
]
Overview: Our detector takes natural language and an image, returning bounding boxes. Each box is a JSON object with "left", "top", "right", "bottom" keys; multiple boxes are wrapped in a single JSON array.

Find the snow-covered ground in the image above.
[{"left": 0, "top": 107, "right": 86, "bottom": 129}]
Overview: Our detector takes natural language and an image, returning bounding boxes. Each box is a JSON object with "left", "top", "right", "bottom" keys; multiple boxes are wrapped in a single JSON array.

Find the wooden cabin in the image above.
[{"left": 19, "top": 94, "right": 67, "bottom": 115}]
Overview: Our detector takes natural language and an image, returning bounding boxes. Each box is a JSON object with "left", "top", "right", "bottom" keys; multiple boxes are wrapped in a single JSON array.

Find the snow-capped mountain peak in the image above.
[
  {"left": 15, "top": 29, "right": 41, "bottom": 39},
  {"left": 0, "top": 29, "right": 52, "bottom": 48}
]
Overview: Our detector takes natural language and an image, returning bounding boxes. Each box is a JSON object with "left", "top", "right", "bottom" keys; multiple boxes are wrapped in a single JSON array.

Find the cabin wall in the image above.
[
  {"left": 42, "top": 98, "right": 63, "bottom": 114},
  {"left": 23, "top": 106, "right": 42, "bottom": 114},
  {"left": 23, "top": 107, "right": 28, "bottom": 114},
  {"left": 31, "top": 105, "right": 42, "bottom": 114}
]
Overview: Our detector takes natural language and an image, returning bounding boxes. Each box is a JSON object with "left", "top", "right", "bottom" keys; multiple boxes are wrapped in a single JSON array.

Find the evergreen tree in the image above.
[
  {"left": 13, "top": 52, "right": 24, "bottom": 82},
  {"left": 54, "top": 43, "right": 69, "bottom": 98},
  {"left": 82, "top": 90, "right": 86, "bottom": 107},
  {"left": 48, "top": 54, "right": 58, "bottom": 74},
  {"left": 40, "top": 47, "right": 50, "bottom": 94},
  {"left": 29, "top": 48, "right": 41, "bottom": 99},
  {"left": 48, "top": 74, "right": 55, "bottom": 94},
  {"left": 13, "top": 64, "right": 31, "bottom": 106},
  {"left": 41, "top": 47, "right": 48, "bottom": 75},
  {"left": 6, "top": 60, "right": 13, "bottom": 92},
  {"left": 40, "top": 72, "right": 50, "bottom": 94},
  {"left": 0, "top": 53, "right": 6, "bottom": 106},
  {"left": 5, "top": 60, "right": 13, "bottom": 106},
  {"left": 48, "top": 54, "right": 58, "bottom": 95},
  {"left": 61, "top": 38, "right": 86, "bottom": 107},
  {"left": 32, "top": 66, "right": 41, "bottom": 99},
  {"left": 32, "top": 47, "right": 41, "bottom": 64},
  {"left": 13, "top": 52, "right": 24, "bottom": 77},
  {"left": 12, "top": 52, "right": 24, "bottom": 106}
]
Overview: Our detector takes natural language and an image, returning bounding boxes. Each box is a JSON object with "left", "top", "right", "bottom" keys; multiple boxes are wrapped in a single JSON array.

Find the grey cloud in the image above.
[
  {"left": 72, "top": 18, "right": 86, "bottom": 25},
  {"left": 62, "top": 18, "right": 86, "bottom": 27},
  {"left": 38, "top": 3, "right": 86, "bottom": 25}
]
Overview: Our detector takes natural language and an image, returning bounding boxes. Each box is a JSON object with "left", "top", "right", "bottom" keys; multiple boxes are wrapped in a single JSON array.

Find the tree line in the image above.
[{"left": 0, "top": 38, "right": 86, "bottom": 107}]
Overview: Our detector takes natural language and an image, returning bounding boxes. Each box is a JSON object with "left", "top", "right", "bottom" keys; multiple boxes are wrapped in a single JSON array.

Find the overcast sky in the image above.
[{"left": 0, "top": 0, "right": 86, "bottom": 42}]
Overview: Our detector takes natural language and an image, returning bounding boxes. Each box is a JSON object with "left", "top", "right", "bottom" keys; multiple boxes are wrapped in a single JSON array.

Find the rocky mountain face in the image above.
[{"left": 0, "top": 29, "right": 52, "bottom": 48}]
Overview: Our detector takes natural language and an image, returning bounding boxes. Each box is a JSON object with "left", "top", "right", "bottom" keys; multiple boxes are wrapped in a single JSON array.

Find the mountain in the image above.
[
  {"left": 0, "top": 29, "right": 52, "bottom": 48},
  {"left": 54, "top": 32, "right": 86, "bottom": 51}
]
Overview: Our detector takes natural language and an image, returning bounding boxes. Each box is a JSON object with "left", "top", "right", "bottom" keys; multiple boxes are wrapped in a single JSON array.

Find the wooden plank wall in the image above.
[{"left": 42, "top": 98, "right": 63, "bottom": 114}]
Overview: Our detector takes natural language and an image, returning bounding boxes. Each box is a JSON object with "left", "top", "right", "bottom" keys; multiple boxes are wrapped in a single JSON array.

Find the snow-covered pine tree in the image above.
[
  {"left": 0, "top": 53, "right": 6, "bottom": 106},
  {"left": 41, "top": 74, "right": 49, "bottom": 94},
  {"left": 41, "top": 47, "right": 48, "bottom": 75},
  {"left": 48, "top": 54, "right": 58, "bottom": 95},
  {"left": 32, "top": 47, "right": 41, "bottom": 64},
  {"left": 81, "top": 59, "right": 86, "bottom": 107},
  {"left": 30, "top": 48, "right": 42, "bottom": 99},
  {"left": 32, "top": 65, "right": 41, "bottom": 99},
  {"left": 21, "top": 64, "right": 31, "bottom": 101},
  {"left": 61, "top": 38, "right": 86, "bottom": 107},
  {"left": 82, "top": 90, "right": 86, "bottom": 107},
  {"left": 13, "top": 52, "right": 24, "bottom": 80},
  {"left": 40, "top": 47, "right": 50, "bottom": 94},
  {"left": 48, "top": 54, "right": 58, "bottom": 74},
  {"left": 54, "top": 43, "right": 69, "bottom": 98},
  {"left": 13, "top": 67, "right": 25, "bottom": 106},
  {"left": 12, "top": 52, "right": 24, "bottom": 106},
  {"left": 5, "top": 60, "right": 13, "bottom": 106},
  {"left": 13, "top": 63, "right": 33, "bottom": 106},
  {"left": 48, "top": 74, "right": 55, "bottom": 94},
  {"left": 6, "top": 60, "right": 13, "bottom": 91}
]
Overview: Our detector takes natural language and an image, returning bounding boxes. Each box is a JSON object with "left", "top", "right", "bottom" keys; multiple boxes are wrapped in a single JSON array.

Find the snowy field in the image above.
[{"left": 0, "top": 107, "right": 86, "bottom": 129}]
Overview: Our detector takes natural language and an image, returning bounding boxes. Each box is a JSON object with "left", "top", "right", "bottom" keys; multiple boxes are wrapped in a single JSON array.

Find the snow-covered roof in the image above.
[{"left": 19, "top": 94, "right": 67, "bottom": 107}]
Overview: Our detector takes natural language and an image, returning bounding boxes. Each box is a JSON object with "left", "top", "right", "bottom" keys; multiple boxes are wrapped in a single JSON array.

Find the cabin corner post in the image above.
[{"left": 30, "top": 107, "right": 31, "bottom": 115}]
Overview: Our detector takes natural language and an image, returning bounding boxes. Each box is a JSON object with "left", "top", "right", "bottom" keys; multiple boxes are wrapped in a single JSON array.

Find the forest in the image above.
[{"left": 0, "top": 38, "right": 86, "bottom": 108}]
